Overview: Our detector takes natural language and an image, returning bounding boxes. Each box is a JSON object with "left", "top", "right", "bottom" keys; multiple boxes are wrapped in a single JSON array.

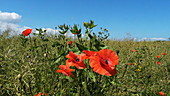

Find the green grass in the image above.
[{"left": 0, "top": 33, "right": 170, "bottom": 96}]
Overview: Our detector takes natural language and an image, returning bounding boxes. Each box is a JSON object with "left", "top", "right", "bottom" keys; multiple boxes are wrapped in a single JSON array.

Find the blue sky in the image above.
[{"left": 0, "top": 0, "right": 170, "bottom": 40}]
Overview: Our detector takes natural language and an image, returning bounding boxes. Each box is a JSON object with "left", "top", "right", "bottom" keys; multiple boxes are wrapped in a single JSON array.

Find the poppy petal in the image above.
[
  {"left": 83, "top": 50, "right": 97, "bottom": 57},
  {"left": 22, "top": 29, "right": 32, "bottom": 36},
  {"left": 66, "top": 52, "right": 87, "bottom": 69},
  {"left": 56, "top": 65, "right": 75, "bottom": 77}
]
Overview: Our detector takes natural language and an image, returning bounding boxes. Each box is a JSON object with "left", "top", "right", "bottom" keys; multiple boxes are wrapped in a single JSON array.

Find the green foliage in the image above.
[
  {"left": 58, "top": 24, "right": 69, "bottom": 34},
  {"left": 0, "top": 21, "right": 170, "bottom": 96}
]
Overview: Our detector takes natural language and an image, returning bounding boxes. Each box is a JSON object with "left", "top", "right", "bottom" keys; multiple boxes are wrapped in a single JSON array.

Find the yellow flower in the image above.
[
  {"left": 136, "top": 69, "right": 141, "bottom": 71},
  {"left": 138, "top": 65, "right": 142, "bottom": 69}
]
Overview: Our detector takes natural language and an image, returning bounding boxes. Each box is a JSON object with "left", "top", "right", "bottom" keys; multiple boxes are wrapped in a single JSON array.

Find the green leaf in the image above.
[
  {"left": 99, "top": 45, "right": 109, "bottom": 49},
  {"left": 75, "top": 43, "right": 88, "bottom": 51},
  {"left": 53, "top": 51, "right": 67, "bottom": 64},
  {"left": 88, "top": 34, "right": 93, "bottom": 39},
  {"left": 59, "top": 30, "right": 67, "bottom": 34},
  {"left": 33, "top": 33, "right": 39, "bottom": 35}
]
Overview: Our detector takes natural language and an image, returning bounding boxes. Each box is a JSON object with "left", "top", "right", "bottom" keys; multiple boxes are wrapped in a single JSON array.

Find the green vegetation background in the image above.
[{"left": 0, "top": 30, "right": 170, "bottom": 96}]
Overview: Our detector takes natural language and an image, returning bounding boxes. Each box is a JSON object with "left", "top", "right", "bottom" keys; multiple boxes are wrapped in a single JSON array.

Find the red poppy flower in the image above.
[
  {"left": 156, "top": 56, "right": 161, "bottom": 58},
  {"left": 131, "top": 50, "right": 136, "bottom": 52},
  {"left": 34, "top": 92, "right": 48, "bottom": 96},
  {"left": 66, "top": 41, "right": 73, "bottom": 45},
  {"left": 89, "top": 49, "right": 119, "bottom": 76},
  {"left": 56, "top": 65, "right": 75, "bottom": 77},
  {"left": 162, "top": 53, "right": 166, "bottom": 55},
  {"left": 129, "top": 63, "right": 134, "bottom": 65},
  {"left": 66, "top": 52, "right": 87, "bottom": 69},
  {"left": 159, "top": 92, "right": 165, "bottom": 96},
  {"left": 22, "top": 29, "right": 32, "bottom": 36},
  {"left": 156, "top": 61, "right": 161, "bottom": 64}
]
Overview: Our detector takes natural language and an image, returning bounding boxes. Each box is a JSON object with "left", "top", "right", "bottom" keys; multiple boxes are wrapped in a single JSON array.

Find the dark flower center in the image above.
[
  {"left": 104, "top": 59, "right": 109, "bottom": 64},
  {"left": 75, "top": 57, "right": 79, "bottom": 62}
]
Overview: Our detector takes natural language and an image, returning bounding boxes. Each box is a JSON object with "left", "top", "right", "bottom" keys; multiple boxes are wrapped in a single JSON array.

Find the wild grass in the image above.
[{"left": 0, "top": 31, "right": 170, "bottom": 96}]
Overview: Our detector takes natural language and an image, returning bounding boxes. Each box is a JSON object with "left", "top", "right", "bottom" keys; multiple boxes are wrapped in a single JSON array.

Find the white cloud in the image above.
[
  {"left": 0, "top": 11, "right": 22, "bottom": 23},
  {"left": 150, "top": 38, "right": 167, "bottom": 41},
  {"left": 0, "top": 11, "right": 26, "bottom": 35},
  {"left": 0, "top": 21, "right": 30, "bottom": 35},
  {"left": 45, "top": 28, "right": 59, "bottom": 35},
  {"left": 0, "top": 11, "right": 68, "bottom": 37},
  {"left": 141, "top": 37, "right": 168, "bottom": 41}
]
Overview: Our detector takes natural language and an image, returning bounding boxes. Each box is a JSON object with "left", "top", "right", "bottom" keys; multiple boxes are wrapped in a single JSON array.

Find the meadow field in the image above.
[{"left": 0, "top": 22, "right": 170, "bottom": 96}]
